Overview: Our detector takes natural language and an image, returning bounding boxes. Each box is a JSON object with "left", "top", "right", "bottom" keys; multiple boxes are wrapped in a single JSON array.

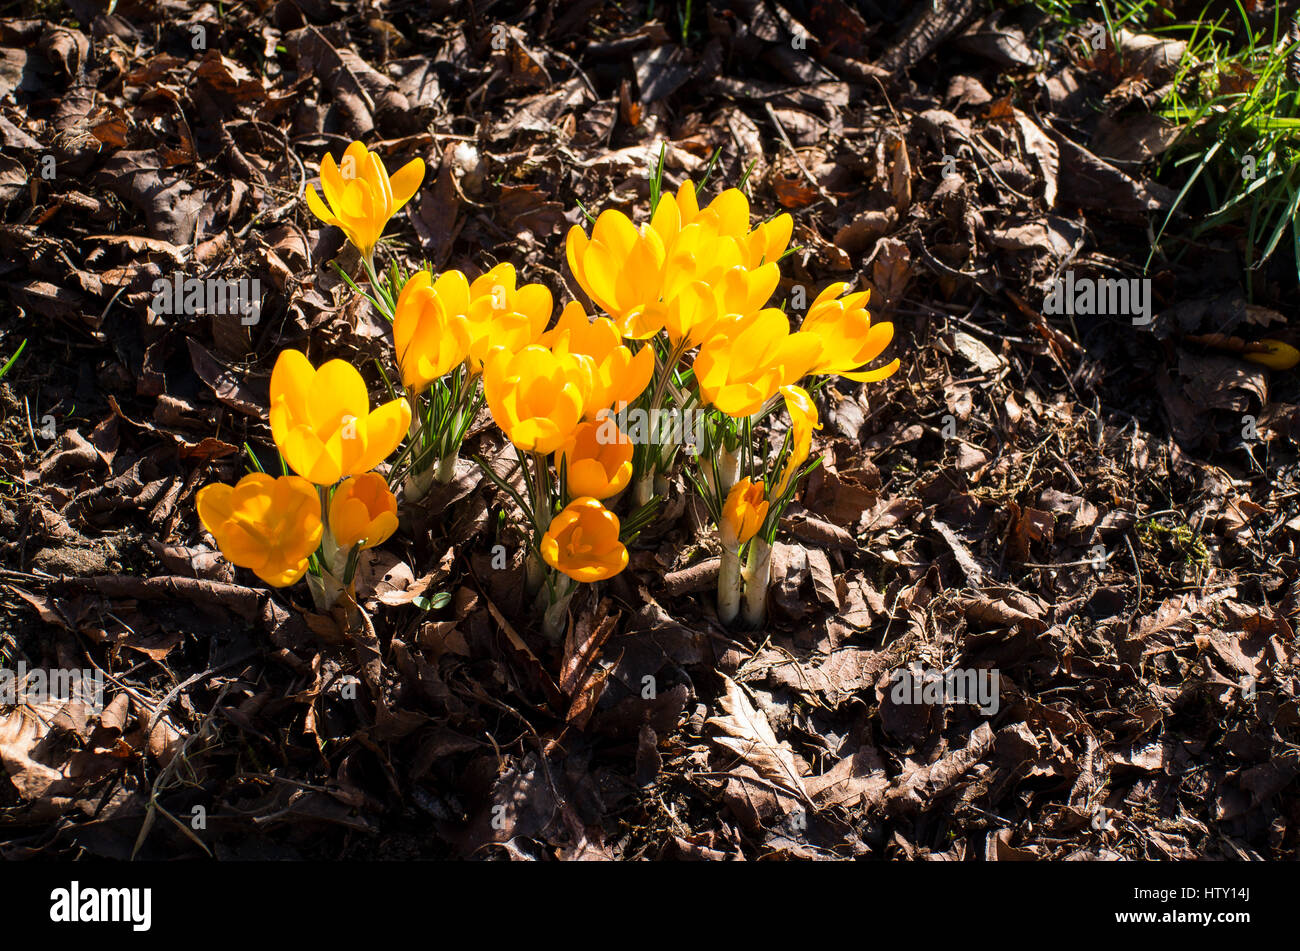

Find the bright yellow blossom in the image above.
[
  {"left": 720, "top": 477, "right": 768, "bottom": 549},
  {"left": 540, "top": 302, "right": 652, "bottom": 417},
  {"left": 565, "top": 210, "right": 667, "bottom": 338},
  {"left": 304, "top": 141, "right": 424, "bottom": 264},
  {"left": 483, "top": 345, "right": 593, "bottom": 454},
  {"left": 393, "top": 271, "right": 471, "bottom": 391},
  {"left": 540, "top": 497, "right": 629, "bottom": 582},
  {"left": 269, "top": 349, "right": 412, "bottom": 486},
  {"left": 776, "top": 384, "right": 821, "bottom": 497},
  {"left": 560, "top": 421, "right": 634, "bottom": 500},
  {"left": 197, "top": 473, "right": 322, "bottom": 587},
  {"left": 694, "top": 309, "right": 823, "bottom": 417},
  {"left": 800, "top": 284, "right": 899, "bottom": 383},
  {"left": 329, "top": 473, "right": 398, "bottom": 550}
]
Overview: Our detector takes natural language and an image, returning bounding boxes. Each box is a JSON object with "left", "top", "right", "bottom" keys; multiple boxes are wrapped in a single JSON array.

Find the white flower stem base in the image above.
[
  {"left": 741, "top": 539, "right": 772, "bottom": 629},
  {"left": 718, "top": 445, "right": 740, "bottom": 497},
  {"left": 541, "top": 575, "right": 576, "bottom": 642},
  {"left": 717, "top": 545, "right": 742, "bottom": 626},
  {"left": 633, "top": 472, "right": 655, "bottom": 507},
  {"left": 306, "top": 570, "right": 346, "bottom": 613},
  {"left": 434, "top": 449, "right": 459, "bottom": 484}
]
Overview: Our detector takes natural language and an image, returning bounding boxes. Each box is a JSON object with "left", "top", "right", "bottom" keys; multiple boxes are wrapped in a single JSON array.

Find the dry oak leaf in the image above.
[{"left": 707, "top": 676, "right": 811, "bottom": 804}]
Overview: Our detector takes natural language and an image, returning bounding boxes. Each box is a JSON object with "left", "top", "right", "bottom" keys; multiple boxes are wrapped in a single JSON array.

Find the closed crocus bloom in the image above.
[
  {"left": 566, "top": 210, "right": 667, "bottom": 338},
  {"left": 393, "top": 271, "right": 471, "bottom": 391},
  {"left": 720, "top": 477, "right": 768, "bottom": 549},
  {"left": 560, "top": 421, "right": 634, "bottom": 500},
  {"left": 776, "top": 384, "right": 822, "bottom": 497},
  {"left": 304, "top": 141, "right": 424, "bottom": 263},
  {"left": 801, "top": 284, "right": 900, "bottom": 383},
  {"left": 463, "top": 263, "right": 552, "bottom": 369},
  {"left": 269, "top": 349, "right": 412, "bottom": 485},
  {"left": 540, "top": 497, "right": 629, "bottom": 582},
  {"left": 483, "top": 345, "right": 591, "bottom": 453},
  {"left": 694, "top": 309, "right": 824, "bottom": 417},
  {"left": 329, "top": 473, "right": 398, "bottom": 550},
  {"left": 542, "top": 303, "right": 653, "bottom": 417},
  {"left": 197, "top": 473, "right": 322, "bottom": 587}
]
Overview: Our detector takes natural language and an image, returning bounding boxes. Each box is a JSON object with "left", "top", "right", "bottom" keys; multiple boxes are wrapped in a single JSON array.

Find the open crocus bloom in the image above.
[
  {"left": 540, "top": 302, "right": 652, "bottom": 418},
  {"left": 776, "top": 384, "right": 821, "bottom": 497},
  {"left": 565, "top": 209, "right": 667, "bottom": 338},
  {"left": 329, "top": 472, "right": 398, "bottom": 550},
  {"left": 656, "top": 264, "right": 778, "bottom": 351},
  {"left": 694, "top": 309, "right": 823, "bottom": 417},
  {"left": 304, "top": 141, "right": 424, "bottom": 263},
  {"left": 651, "top": 180, "right": 792, "bottom": 269},
  {"left": 651, "top": 181, "right": 750, "bottom": 243},
  {"left": 393, "top": 270, "right": 471, "bottom": 391},
  {"left": 197, "top": 473, "right": 322, "bottom": 587},
  {"left": 720, "top": 477, "right": 768, "bottom": 549},
  {"left": 655, "top": 219, "right": 780, "bottom": 319},
  {"left": 540, "top": 497, "right": 629, "bottom": 582},
  {"left": 560, "top": 420, "right": 634, "bottom": 500},
  {"left": 269, "top": 349, "right": 412, "bottom": 486},
  {"left": 461, "top": 263, "right": 552, "bottom": 370},
  {"left": 801, "top": 283, "right": 900, "bottom": 383},
  {"left": 483, "top": 344, "right": 593, "bottom": 454}
]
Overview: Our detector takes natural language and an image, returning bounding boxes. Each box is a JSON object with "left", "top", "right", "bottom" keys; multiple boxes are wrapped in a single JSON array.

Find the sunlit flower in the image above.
[
  {"left": 269, "top": 349, "right": 412, "bottom": 486},
  {"left": 393, "top": 271, "right": 471, "bottom": 391},
  {"left": 540, "top": 302, "right": 652, "bottom": 416},
  {"left": 776, "top": 385, "right": 821, "bottom": 497},
  {"left": 197, "top": 473, "right": 322, "bottom": 587},
  {"left": 651, "top": 181, "right": 751, "bottom": 243},
  {"left": 329, "top": 473, "right": 398, "bottom": 550},
  {"left": 413, "top": 264, "right": 551, "bottom": 372},
  {"left": 720, "top": 477, "right": 768, "bottom": 549},
  {"left": 560, "top": 420, "right": 634, "bottom": 500},
  {"left": 656, "top": 265, "right": 779, "bottom": 351},
  {"left": 304, "top": 141, "right": 424, "bottom": 264},
  {"left": 694, "top": 309, "right": 823, "bottom": 417},
  {"left": 464, "top": 263, "right": 552, "bottom": 369},
  {"left": 540, "top": 497, "right": 629, "bottom": 582},
  {"left": 483, "top": 345, "right": 592, "bottom": 453},
  {"left": 656, "top": 221, "right": 779, "bottom": 320},
  {"left": 565, "top": 210, "right": 666, "bottom": 338},
  {"left": 743, "top": 213, "right": 794, "bottom": 269},
  {"left": 651, "top": 181, "right": 792, "bottom": 268},
  {"left": 801, "top": 283, "right": 900, "bottom": 383}
]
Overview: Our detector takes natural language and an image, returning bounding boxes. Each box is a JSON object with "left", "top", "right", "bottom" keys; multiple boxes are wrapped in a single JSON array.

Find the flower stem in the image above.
[
  {"left": 718, "top": 545, "right": 742, "bottom": 626},
  {"left": 718, "top": 443, "right": 740, "bottom": 496},
  {"left": 305, "top": 570, "right": 346, "bottom": 613},
  {"left": 541, "top": 574, "right": 576, "bottom": 642},
  {"left": 740, "top": 538, "right": 772, "bottom": 628},
  {"left": 633, "top": 472, "right": 655, "bottom": 507},
  {"left": 524, "top": 550, "right": 547, "bottom": 597},
  {"left": 434, "top": 448, "right": 458, "bottom": 483}
]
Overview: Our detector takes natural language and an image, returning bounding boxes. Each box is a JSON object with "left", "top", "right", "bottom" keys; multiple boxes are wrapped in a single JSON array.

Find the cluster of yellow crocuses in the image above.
[{"left": 196, "top": 141, "right": 899, "bottom": 631}]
